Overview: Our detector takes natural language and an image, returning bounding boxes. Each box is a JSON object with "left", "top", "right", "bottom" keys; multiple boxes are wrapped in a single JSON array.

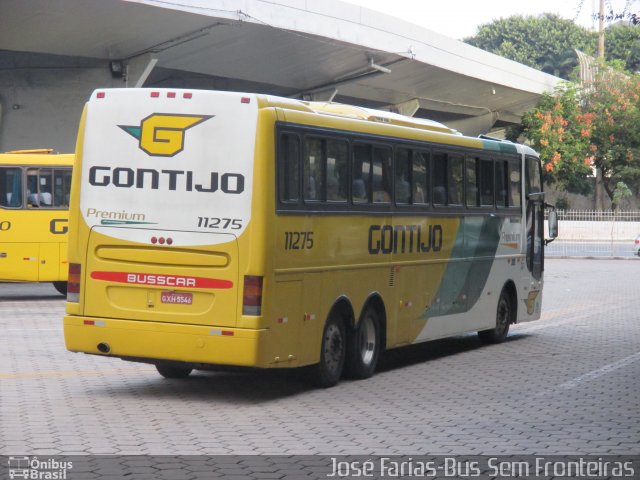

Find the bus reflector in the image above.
[
  {"left": 242, "top": 275, "right": 263, "bottom": 316},
  {"left": 151, "top": 91, "right": 160, "bottom": 98},
  {"left": 241, "top": 97, "right": 251, "bottom": 104},
  {"left": 83, "top": 320, "right": 106, "bottom": 326},
  {"left": 96, "top": 92, "right": 105, "bottom": 99},
  {"left": 210, "top": 329, "right": 235, "bottom": 336},
  {"left": 183, "top": 93, "right": 192, "bottom": 99},
  {"left": 68, "top": 263, "right": 81, "bottom": 302},
  {"left": 167, "top": 91, "right": 176, "bottom": 98}
]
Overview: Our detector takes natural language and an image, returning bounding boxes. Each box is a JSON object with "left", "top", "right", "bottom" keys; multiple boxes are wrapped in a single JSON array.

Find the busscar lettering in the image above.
[
  {"left": 368, "top": 224, "right": 443, "bottom": 255},
  {"left": 127, "top": 273, "right": 196, "bottom": 287},
  {"left": 89, "top": 166, "right": 244, "bottom": 194}
]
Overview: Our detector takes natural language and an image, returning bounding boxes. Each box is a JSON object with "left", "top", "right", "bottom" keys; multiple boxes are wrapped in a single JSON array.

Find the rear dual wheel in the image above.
[
  {"left": 315, "top": 306, "right": 382, "bottom": 387},
  {"left": 346, "top": 306, "right": 381, "bottom": 379},
  {"left": 315, "top": 315, "right": 346, "bottom": 388}
]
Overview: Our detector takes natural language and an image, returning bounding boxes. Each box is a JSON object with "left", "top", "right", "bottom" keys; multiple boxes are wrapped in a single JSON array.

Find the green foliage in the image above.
[
  {"left": 465, "top": 14, "right": 596, "bottom": 79},
  {"left": 612, "top": 181, "right": 632, "bottom": 209},
  {"left": 555, "top": 196, "right": 571, "bottom": 210},
  {"left": 520, "top": 65, "right": 640, "bottom": 202},
  {"left": 520, "top": 84, "right": 593, "bottom": 194},
  {"left": 605, "top": 24, "right": 640, "bottom": 73}
]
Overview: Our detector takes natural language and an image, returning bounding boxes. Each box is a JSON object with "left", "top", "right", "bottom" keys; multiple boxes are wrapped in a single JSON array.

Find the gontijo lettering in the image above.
[
  {"left": 368, "top": 224, "right": 443, "bottom": 255},
  {"left": 88, "top": 166, "right": 245, "bottom": 194}
]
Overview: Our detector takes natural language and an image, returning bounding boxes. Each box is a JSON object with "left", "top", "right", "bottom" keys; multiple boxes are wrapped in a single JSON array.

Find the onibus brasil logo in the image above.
[
  {"left": 119, "top": 113, "right": 212, "bottom": 157},
  {"left": 8, "top": 456, "right": 73, "bottom": 479}
]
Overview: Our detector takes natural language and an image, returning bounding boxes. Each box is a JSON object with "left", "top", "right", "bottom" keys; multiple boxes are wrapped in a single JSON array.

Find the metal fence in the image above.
[
  {"left": 551, "top": 210, "right": 640, "bottom": 222},
  {"left": 545, "top": 210, "right": 640, "bottom": 258}
]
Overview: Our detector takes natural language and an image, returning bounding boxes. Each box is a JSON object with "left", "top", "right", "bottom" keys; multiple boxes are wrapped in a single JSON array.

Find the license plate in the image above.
[{"left": 160, "top": 291, "right": 193, "bottom": 305}]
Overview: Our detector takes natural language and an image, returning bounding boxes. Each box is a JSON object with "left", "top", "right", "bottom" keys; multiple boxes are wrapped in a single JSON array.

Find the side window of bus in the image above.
[
  {"left": 433, "top": 152, "right": 447, "bottom": 205},
  {"left": 0, "top": 167, "right": 23, "bottom": 208},
  {"left": 326, "top": 139, "right": 348, "bottom": 203},
  {"left": 26, "top": 168, "right": 68, "bottom": 208},
  {"left": 495, "top": 160, "right": 509, "bottom": 207},
  {"left": 526, "top": 157, "right": 542, "bottom": 195},
  {"left": 54, "top": 168, "right": 72, "bottom": 207},
  {"left": 395, "top": 148, "right": 411, "bottom": 205},
  {"left": 304, "top": 137, "right": 324, "bottom": 202},
  {"left": 509, "top": 159, "right": 522, "bottom": 207},
  {"left": 352, "top": 144, "right": 371, "bottom": 204},
  {"left": 372, "top": 146, "right": 391, "bottom": 204},
  {"left": 26, "top": 169, "right": 40, "bottom": 207},
  {"left": 279, "top": 133, "right": 300, "bottom": 203},
  {"left": 466, "top": 157, "right": 495, "bottom": 208},
  {"left": 479, "top": 159, "right": 494, "bottom": 206},
  {"left": 448, "top": 155, "right": 463, "bottom": 206},
  {"left": 395, "top": 148, "right": 429, "bottom": 206},
  {"left": 412, "top": 150, "right": 429, "bottom": 205},
  {"left": 465, "top": 157, "right": 479, "bottom": 207}
]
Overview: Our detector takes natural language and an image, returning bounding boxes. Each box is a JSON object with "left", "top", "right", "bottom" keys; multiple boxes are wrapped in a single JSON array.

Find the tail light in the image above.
[
  {"left": 242, "top": 275, "right": 263, "bottom": 316},
  {"left": 67, "top": 263, "right": 81, "bottom": 302}
]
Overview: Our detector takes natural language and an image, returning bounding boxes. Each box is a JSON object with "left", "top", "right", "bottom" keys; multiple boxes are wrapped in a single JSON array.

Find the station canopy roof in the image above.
[{"left": 0, "top": 0, "right": 562, "bottom": 136}]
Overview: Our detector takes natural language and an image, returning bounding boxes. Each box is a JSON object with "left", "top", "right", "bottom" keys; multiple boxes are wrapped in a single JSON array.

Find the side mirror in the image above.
[{"left": 546, "top": 208, "right": 558, "bottom": 245}]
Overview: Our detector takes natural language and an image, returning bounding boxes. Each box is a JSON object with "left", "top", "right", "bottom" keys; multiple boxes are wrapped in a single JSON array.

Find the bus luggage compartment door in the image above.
[{"left": 83, "top": 227, "right": 239, "bottom": 327}]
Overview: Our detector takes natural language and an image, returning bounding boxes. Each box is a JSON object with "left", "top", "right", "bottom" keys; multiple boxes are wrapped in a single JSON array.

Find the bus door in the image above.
[{"left": 525, "top": 157, "right": 544, "bottom": 281}]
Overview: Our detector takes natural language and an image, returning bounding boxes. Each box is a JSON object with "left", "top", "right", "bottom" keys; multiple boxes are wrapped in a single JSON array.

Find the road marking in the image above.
[
  {"left": 558, "top": 352, "right": 640, "bottom": 389},
  {"left": 538, "top": 352, "right": 640, "bottom": 394}
]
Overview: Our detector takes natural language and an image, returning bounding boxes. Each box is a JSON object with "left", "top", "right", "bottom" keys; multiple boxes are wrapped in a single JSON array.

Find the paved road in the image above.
[{"left": 1, "top": 260, "right": 639, "bottom": 463}]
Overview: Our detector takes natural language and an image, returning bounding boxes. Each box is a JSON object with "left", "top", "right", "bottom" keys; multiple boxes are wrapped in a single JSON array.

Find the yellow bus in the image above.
[
  {"left": 0, "top": 149, "right": 74, "bottom": 295},
  {"left": 64, "top": 89, "right": 557, "bottom": 386}
]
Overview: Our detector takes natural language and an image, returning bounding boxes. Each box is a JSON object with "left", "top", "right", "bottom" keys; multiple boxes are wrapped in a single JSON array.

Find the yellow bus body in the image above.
[
  {"left": 0, "top": 150, "right": 74, "bottom": 292},
  {"left": 64, "top": 89, "right": 546, "bottom": 385}
]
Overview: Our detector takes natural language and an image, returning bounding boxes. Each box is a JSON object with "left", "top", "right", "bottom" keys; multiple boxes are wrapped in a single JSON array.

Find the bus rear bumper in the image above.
[{"left": 63, "top": 315, "right": 267, "bottom": 368}]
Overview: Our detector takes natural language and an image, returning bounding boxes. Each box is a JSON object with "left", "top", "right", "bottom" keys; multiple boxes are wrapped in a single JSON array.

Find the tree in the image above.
[
  {"left": 604, "top": 24, "right": 640, "bottom": 72},
  {"left": 581, "top": 65, "right": 640, "bottom": 205},
  {"left": 520, "top": 84, "right": 593, "bottom": 194},
  {"left": 465, "top": 14, "right": 596, "bottom": 79},
  {"left": 520, "top": 63, "right": 640, "bottom": 206}
]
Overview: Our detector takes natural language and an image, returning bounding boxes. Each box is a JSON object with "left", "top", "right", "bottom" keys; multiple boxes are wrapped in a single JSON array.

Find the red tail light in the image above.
[
  {"left": 67, "top": 263, "right": 81, "bottom": 302},
  {"left": 242, "top": 275, "right": 263, "bottom": 316}
]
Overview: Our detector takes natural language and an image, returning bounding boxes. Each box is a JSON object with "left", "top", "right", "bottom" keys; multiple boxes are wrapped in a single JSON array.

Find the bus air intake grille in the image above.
[{"left": 388, "top": 267, "right": 396, "bottom": 287}]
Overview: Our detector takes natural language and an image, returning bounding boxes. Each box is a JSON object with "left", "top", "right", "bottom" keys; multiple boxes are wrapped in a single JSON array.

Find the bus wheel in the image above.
[
  {"left": 315, "top": 314, "right": 346, "bottom": 388},
  {"left": 346, "top": 306, "right": 381, "bottom": 379},
  {"left": 155, "top": 364, "right": 193, "bottom": 379},
  {"left": 478, "top": 289, "right": 512, "bottom": 344},
  {"left": 52, "top": 281, "right": 67, "bottom": 296}
]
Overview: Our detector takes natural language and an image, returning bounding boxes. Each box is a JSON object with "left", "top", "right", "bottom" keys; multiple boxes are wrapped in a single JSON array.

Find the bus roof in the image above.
[
  {"left": 0, "top": 150, "right": 74, "bottom": 167},
  {"left": 260, "top": 94, "right": 527, "bottom": 156}
]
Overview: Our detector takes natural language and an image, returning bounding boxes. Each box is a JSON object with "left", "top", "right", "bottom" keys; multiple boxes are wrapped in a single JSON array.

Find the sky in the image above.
[{"left": 344, "top": 0, "right": 640, "bottom": 39}]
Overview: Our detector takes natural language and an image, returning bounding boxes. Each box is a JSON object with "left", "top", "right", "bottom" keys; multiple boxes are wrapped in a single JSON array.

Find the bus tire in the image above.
[
  {"left": 155, "top": 364, "right": 193, "bottom": 379},
  {"left": 315, "top": 314, "right": 346, "bottom": 388},
  {"left": 345, "top": 306, "right": 381, "bottom": 379},
  {"left": 478, "top": 288, "right": 512, "bottom": 344},
  {"left": 53, "top": 281, "right": 67, "bottom": 296}
]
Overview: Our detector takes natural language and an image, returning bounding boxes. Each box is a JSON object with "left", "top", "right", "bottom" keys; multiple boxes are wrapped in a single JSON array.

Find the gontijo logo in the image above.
[{"left": 119, "top": 113, "right": 213, "bottom": 157}]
